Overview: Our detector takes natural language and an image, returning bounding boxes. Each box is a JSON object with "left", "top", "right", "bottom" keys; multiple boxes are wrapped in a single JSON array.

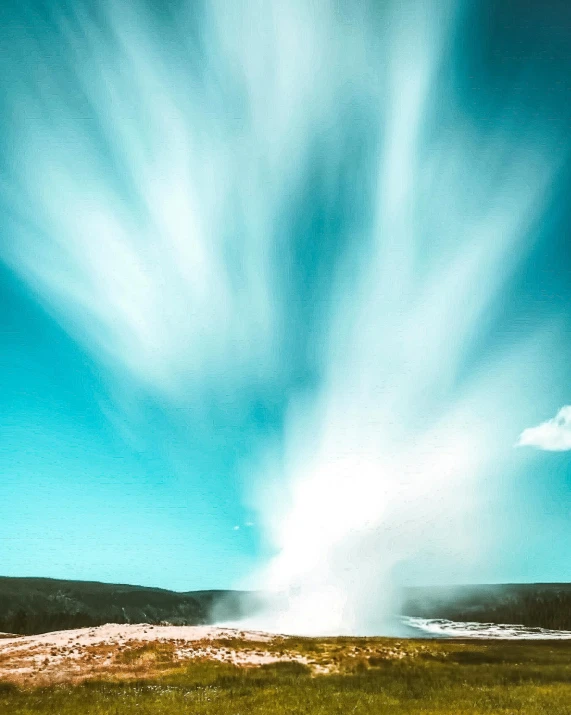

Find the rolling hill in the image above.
[
  {"left": 402, "top": 583, "right": 571, "bottom": 631},
  {"left": 2, "top": 577, "right": 571, "bottom": 635},
  {"left": 0, "top": 577, "right": 257, "bottom": 636}
]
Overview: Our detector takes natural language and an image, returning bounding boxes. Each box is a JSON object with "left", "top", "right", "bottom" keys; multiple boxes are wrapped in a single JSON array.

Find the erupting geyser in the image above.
[{"left": 1, "top": 0, "right": 568, "bottom": 635}]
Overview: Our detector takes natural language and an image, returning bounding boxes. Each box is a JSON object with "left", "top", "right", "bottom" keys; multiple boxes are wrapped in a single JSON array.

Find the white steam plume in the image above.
[
  {"left": 0, "top": 0, "right": 567, "bottom": 634},
  {"left": 238, "top": 2, "right": 566, "bottom": 634},
  {"left": 2, "top": 0, "right": 357, "bottom": 396}
]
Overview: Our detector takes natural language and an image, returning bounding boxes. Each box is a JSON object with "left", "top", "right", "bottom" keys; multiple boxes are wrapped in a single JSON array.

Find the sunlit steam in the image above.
[{"left": 0, "top": 0, "right": 566, "bottom": 634}]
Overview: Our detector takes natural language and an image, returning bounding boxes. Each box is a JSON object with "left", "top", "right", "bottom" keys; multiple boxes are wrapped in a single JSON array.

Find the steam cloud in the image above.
[{"left": 0, "top": 0, "right": 567, "bottom": 634}]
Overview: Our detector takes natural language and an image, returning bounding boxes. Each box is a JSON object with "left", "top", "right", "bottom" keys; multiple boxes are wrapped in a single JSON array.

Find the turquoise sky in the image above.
[{"left": 1, "top": 0, "right": 570, "bottom": 596}]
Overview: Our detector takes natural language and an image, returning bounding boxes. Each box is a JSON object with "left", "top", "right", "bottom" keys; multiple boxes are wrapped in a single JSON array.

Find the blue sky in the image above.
[{"left": 1, "top": 0, "right": 570, "bottom": 613}]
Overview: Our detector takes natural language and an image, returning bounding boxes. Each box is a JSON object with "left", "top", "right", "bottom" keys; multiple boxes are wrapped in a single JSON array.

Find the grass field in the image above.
[{"left": 1, "top": 636, "right": 570, "bottom": 714}]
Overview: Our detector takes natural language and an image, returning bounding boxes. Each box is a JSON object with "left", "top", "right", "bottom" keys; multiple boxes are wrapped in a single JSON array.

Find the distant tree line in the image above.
[
  {"left": 3, "top": 577, "right": 570, "bottom": 635},
  {"left": 0, "top": 610, "right": 103, "bottom": 636},
  {"left": 0, "top": 606, "right": 210, "bottom": 636},
  {"left": 404, "top": 586, "right": 571, "bottom": 631},
  {"left": 0, "top": 577, "right": 252, "bottom": 635}
]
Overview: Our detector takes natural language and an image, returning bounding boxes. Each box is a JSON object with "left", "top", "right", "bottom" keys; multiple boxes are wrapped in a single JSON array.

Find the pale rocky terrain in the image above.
[
  {"left": 0, "top": 623, "right": 432, "bottom": 686},
  {"left": 0, "top": 624, "right": 308, "bottom": 685}
]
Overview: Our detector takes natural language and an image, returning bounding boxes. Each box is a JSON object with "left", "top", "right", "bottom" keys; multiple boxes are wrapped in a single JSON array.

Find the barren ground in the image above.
[{"left": 0, "top": 623, "right": 432, "bottom": 686}]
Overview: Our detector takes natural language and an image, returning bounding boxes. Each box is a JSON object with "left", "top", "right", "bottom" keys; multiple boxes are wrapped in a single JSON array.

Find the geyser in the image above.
[
  {"left": 238, "top": 1, "right": 567, "bottom": 635},
  {"left": 0, "top": 0, "right": 567, "bottom": 635}
]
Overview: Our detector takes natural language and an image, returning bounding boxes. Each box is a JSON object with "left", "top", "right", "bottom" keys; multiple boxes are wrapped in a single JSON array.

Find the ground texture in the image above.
[{"left": 1, "top": 625, "right": 570, "bottom": 713}]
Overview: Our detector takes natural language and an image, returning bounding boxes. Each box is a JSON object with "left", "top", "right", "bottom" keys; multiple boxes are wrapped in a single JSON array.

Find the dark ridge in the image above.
[
  {"left": 402, "top": 583, "right": 571, "bottom": 631},
  {"left": 0, "top": 576, "right": 260, "bottom": 636},
  {"left": 2, "top": 577, "right": 571, "bottom": 635}
]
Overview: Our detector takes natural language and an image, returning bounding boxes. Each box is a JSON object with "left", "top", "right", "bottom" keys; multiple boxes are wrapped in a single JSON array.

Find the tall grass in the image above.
[{"left": 1, "top": 640, "right": 571, "bottom": 714}]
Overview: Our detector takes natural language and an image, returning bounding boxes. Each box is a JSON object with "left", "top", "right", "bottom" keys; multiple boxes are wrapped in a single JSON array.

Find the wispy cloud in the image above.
[
  {"left": 516, "top": 407, "right": 571, "bottom": 451},
  {"left": 1, "top": 0, "right": 354, "bottom": 399}
]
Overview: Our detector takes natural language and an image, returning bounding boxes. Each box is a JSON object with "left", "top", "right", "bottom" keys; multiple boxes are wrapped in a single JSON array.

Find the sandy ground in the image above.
[{"left": 0, "top": 624, "right": 306, "bottom": 686}]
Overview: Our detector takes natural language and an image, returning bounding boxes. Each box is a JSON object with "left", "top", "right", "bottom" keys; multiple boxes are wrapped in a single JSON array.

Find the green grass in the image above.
[{"left": 1, "top": 639, "right": 570, "bottom": 714}]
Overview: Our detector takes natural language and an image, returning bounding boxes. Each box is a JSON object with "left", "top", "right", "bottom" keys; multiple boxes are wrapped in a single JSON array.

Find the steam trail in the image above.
[
  {"left": 235, "top": 1, "right": 567, "bottom": 634},
  {"left": 0, "top": 0, "right": 567, "bottom": 633}
]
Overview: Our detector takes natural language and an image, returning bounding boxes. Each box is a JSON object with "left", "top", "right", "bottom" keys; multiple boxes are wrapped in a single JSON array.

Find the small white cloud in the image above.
[
  {"left": 245, "top": 521, "right": 254, "bottom": 527},
  {"left": 516, "top": 406, "right": 571, "bottom": 451},
  {"left": 233, "top": 525, "right": 240, "bottom": 531}
]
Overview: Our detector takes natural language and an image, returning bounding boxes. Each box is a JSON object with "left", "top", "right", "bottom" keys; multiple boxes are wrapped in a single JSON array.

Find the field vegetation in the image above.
[{"left": 1, "top": 636, "right": 570, "bottom": 714}]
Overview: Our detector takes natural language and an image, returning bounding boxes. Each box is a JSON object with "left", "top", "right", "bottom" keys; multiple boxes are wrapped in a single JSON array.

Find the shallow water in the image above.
[{"left": 401, "top": 616, "right": 571, "bottom": 640}]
